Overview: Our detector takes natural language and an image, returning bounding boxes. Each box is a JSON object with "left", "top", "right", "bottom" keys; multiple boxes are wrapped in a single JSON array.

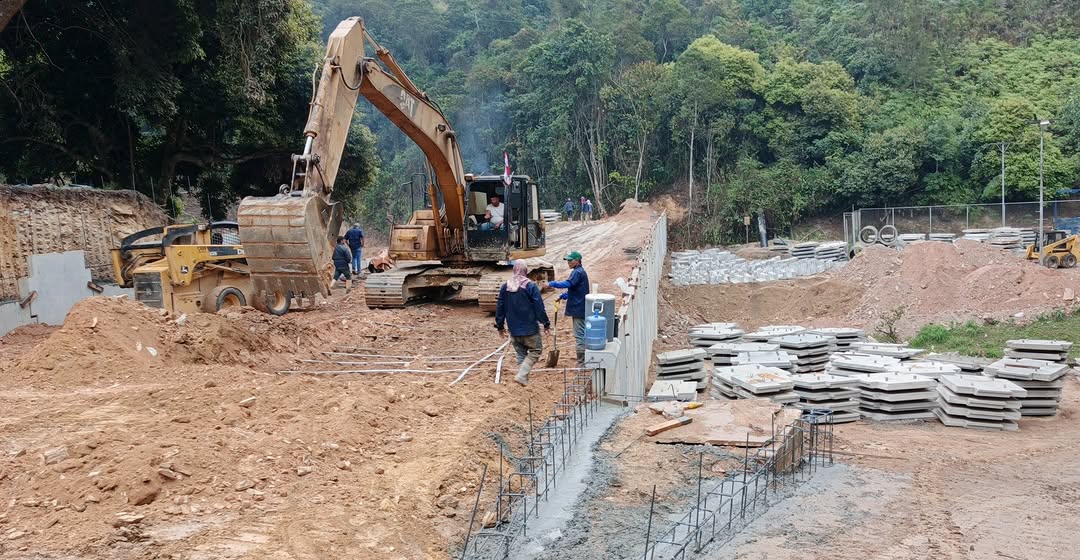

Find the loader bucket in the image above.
[{"left": 237, "top": 193, "right": 343, "bottom": 299}]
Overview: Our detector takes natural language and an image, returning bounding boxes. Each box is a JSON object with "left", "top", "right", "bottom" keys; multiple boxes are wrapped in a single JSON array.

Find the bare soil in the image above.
[
  {"left": 0, "top": 206, "right": 660, "bottom": 559},
  {"left": 662, "top": 240, "right": 1080, "bottom": 341}
]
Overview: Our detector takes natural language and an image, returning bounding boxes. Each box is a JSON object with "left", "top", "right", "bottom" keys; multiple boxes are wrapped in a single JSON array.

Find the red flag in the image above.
[{"left": 503, "top": 152, "right": 512, "bottom": 186}]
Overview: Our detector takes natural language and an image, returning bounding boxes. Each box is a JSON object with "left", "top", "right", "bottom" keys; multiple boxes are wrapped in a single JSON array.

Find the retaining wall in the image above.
[{"left": 590, "top": 212, "right": 667, "bottom": 399}]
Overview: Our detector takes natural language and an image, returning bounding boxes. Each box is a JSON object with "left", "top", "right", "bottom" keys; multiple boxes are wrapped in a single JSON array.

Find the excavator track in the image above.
[{"left": 365, "top": 263, "right": 554, "bottom": 311}]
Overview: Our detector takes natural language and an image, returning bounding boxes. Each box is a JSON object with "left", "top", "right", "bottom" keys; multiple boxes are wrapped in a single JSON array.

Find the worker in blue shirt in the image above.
[
  {"left": 547, "top": 251, "right": 589, "bottom": 367},
  {"left": 344, "top": 223, "right": 365, "bottom": 274},
  {"left": 495, "top": 261, "right": 551, "bottom": 386}
]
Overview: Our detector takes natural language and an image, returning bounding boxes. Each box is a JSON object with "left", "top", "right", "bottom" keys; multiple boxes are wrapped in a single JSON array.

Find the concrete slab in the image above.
[
  {"left": 1006, "top": 339, "right": 1073, "bottom": 352},
  {"left": 1018, "top": 397, "right": 1062, "bottom": 408},
  {"left": 792, "top": 399, "right": 859, "bottom": 411},
  {"left": 1018, "top": 387, "right": 1063, "bottom": 398},
  {"left": 939, "top": 374, "right": 1026, "bottom": 399},
  {"left": 656, "top": 348, "right": 708, "bottom": 365},
  {"left": 851, "top": 342, "right": 925, "bottom": 359},
  {"left": 1004, "top": 349, "right": 1068, "bottom": 361},
  {"left": 790, "top": 373, "right": 859, "bottom": 390},
  {"left": 860, "top": 410, "right": 936, "bottom": 421},
  {"left": 984, "top": 359, "right": 1068, "bottom": 382},
  {"left": 1019, "top": 407, "right": 1059, "bottom": 416},
  {"left": 707, "top": 342, "right": 780, "bottom": 355},
  {"left": 926, "top": 355, "right": 988, "bottom": 373},
  {"left": 731, "top": 386, "right": 800, "bottom": 403},
  {"left": 857, "top": 373, "right": 936, "bottom": 391},
  {"left": 859, "top": 388, "right": 938, "bottom": 403},
  {"left": 829, "top": 353, "right": 902, "bottom": 373},
  {"left": 727, "top": 367, "right": 794, "bottom": 394},
  {"left": 809, "top": 327, "right": 865, "bottom": 338},
  {"left": 933, "top": 408, "right": 1018, "bottom": 431},
  {"left": 730, "top": 351, "right": 796, "bottom": 368},
  {"left": 814, "top": 411, "right": 861, "bottom": 423},
  {"left": 859, "top": 398, "right": 938, "bottom": 412},
  {"left": 647, "top": 380, "right": 698, "bottom": 401},
  {"left": 938, "top": 401, "right": 1021, "bottom": 421},
  {"left": 936, "top": 385, "right": 1022, "bottom": 410},
  {"left": 657, "top": 361, "right": 707, "bottom": 374},
  {"left": 1006, "top": 377, "right": 1065, "bottom": 389},
  {"left": 768, "top": 333, "right": 833, "bottom": 349},
  {"left": 742, "top": 326, "right": 805, "bottom": 341},
  {"left": 887, "top": 361, "right": 962, "bottom": 379},
  {"left": 795, "top": 388, "right": 860, "bottom": 401},
  {"left": 691, "top": 322, "right": 740, "bottom": 331}
]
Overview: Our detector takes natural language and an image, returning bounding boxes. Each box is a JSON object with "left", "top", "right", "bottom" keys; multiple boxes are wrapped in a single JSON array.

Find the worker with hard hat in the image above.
[{"left": 547, "top": 251, "right": 590, "bottom": 367}]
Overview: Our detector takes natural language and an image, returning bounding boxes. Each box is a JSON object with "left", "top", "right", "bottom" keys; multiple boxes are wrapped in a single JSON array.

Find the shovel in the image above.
[{"left": 545, "top": 300, "right": 560, "bottom": 367}]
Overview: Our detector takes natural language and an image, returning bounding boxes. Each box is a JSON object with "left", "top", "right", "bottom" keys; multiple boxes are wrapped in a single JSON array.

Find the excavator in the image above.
[{"left": 237, "top": 17, "right": 552, "bottom": 313}]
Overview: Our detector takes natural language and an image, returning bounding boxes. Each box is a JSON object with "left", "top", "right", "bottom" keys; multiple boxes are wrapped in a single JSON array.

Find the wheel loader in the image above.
[
  {"left": 236, "top": 17, "right": 553, "bottom": 313},
  {"left": 111, "top": 222, "right": 258, "bottom": 315},
  {"left": 1025, "top": 231, "right": 1079, "bottom": 269}
]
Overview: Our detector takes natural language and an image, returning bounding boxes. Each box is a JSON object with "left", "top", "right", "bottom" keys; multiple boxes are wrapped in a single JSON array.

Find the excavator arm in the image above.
[{"left": 237, "top": 17, "right": 468, "bottom": 305}]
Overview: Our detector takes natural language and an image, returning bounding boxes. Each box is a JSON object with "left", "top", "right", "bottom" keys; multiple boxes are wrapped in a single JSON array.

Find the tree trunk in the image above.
[
  {"left": 634, "top": 130, "right": 647, "bottom": 201},
  {"left": 687, "top": 104, "right": 697, "bottom": 231},
  {"left": 574, "top": 101, "right": 608, "bottom": 217}
]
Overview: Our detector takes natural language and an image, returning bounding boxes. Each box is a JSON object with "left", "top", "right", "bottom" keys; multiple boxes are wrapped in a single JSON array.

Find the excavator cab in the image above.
[{"left": 464, "top": 175, "right": 545, "bottom": 261}]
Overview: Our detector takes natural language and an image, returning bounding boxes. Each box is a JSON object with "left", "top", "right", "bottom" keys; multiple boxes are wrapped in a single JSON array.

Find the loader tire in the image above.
[
  {"left": 263, "top": 290, "right": 291, "bottom": 316},
  {"left": 1062, "top": 254, "right": 1077, "bottom": 268},
  {"left": 206, "top": 286, "right": 246, "bottom": 312},
  {"left": 1045, "top": 255, "right": 1060, "bottom": 269}
]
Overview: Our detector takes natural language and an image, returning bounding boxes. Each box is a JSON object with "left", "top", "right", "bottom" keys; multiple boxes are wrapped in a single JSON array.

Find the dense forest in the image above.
[{"left": 2, "top": 1, "right": 1079, "bottom": 242}]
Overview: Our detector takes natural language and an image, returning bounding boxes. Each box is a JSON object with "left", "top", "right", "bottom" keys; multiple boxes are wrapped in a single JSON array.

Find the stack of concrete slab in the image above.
[
  {"left": 655, "top": 348, "right": 709, "bottom": 392},
  {"left": 789, "top": 242, "right": 819, "bottom": 258},
  {"left": 850, "top": 342, "right": 924, "bottom": 360},
  {"left": 646, "top": 379, "right": 699, "bottom": 402},
  {"left": 961, "top": 228, "right": 990, "bottom": 242},
  {"left": 768, "top": 333, "right": 835, "bottom": 374},
  {"left": 712, "top": 365, "right": 798, "bottom": 404},
  {"left": 983, "top": 357, "right": 1069, "bottom": 416},
  {"left": 934, "top": 374, "right": 1024, "bottom": 431},
  {"left": 742, "top": 325, "right": 805, "bottom": 342},
  {"left": 707, "top": 342, "right": 780, "bottom": 365},
  {"left": 688, "top": 324, "right": 745, "bottom": 348},
  {"left": 668, "top": 249, "right": 844, "bottom": 285},
  {"left": 928, "top": 233, "right": 956, "bottom": 242},
  {"left": 897, "top": 233, "right": 926, "bottom": 244},
  {"left": 856, "top": 373, "right": 938, "bottom": 421},
  {"left": 790, "top": 373, "right": 861, "bottom": 423},
  {"left": 808, "top": 327, "right": 866, "bottom": 350},
  {"left": 988, "top": 227, "right": 1024, "bottom": 250},
  {"left": 1004, "top": 339, "right": 1072, "bottom": 364},
  {"left": 814, "top": 242, "right": 847, "bottom": 262},
  {"left": 827, "top": 352, "right": 901, "bottom": 376},
  {"left": 730, "top": 350, "right": 797, "bottom": 372},
  {"left": 886, "top": 360, "right": 962, "bottom": 379}
]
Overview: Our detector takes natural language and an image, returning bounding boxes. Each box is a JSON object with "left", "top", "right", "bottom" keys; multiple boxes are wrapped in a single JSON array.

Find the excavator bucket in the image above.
[{"left": 237, "top": 193, "right": 343, "bottom": 299}]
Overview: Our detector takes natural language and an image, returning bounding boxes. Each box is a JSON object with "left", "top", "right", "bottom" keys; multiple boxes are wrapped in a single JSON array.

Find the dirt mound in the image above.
[
  {"left": 663, "top": 241, "right": 1079, "bottom": 339},
  {"left": 845, "top": 241, "right": 1078, "bottom": 330},
  {"left": 8, "top": 297, "right": 319, "bottom": 386}
]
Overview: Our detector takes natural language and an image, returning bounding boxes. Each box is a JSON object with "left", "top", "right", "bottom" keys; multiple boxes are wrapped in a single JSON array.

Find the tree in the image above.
[
  {"left": 0, "top": 0, "right": 371, "bottom": 218},
  {"left": 603, "top": 61, "right": 672, "bottom": 200}
]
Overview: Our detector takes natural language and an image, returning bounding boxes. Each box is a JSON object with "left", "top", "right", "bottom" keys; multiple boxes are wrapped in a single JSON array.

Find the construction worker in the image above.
[
  {"left": 495, "top": 261, "right": 550, "bottom": 386},
  {"left": 547, "top": 251, "right": 589, "bottom": 366},
  {"left": 329, "top": 236, "right": 352, "bottom": 291},
  {"left": 562, "top": 198, "right": 574, "bottom": 221},
  {"left": 344, "top": 222, "right": 365, "bottom": 274},
  {"left": 582, "top": 199, "right": 593, "bottom": 224}
]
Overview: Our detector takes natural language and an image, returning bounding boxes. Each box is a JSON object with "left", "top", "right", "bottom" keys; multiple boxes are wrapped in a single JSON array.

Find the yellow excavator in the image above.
[
  {"left": 1026, "top": 231, "right": 1079, "bottom": 269},
  {"left": 237, "top": 17, "right": 552, "bottom": 312}
]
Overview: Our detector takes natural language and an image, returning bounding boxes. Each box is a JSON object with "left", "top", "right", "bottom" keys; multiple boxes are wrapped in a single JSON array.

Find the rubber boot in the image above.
[{"left": 514, "top": 355, "right": 536, "bottom": 386}]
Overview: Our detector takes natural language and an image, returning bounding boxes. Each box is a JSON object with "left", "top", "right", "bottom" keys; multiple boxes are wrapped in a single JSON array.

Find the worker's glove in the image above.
[
  {"left": 543, "top": 325, "right": 551, "bottom": 333},
  {"left": 558, "top": 292, "right": 568, "bottom": 300},
  {"left": 495, "top": 324, "right": 505, "bottom": 335}
]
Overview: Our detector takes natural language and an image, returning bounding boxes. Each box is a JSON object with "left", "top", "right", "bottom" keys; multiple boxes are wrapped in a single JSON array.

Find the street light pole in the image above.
[
  {"left": 1037, "top": 120, "right": 1049, "bottom": 261},
  {"left": 998, "top": 142, "right": 1008, "bottom": 227}
]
